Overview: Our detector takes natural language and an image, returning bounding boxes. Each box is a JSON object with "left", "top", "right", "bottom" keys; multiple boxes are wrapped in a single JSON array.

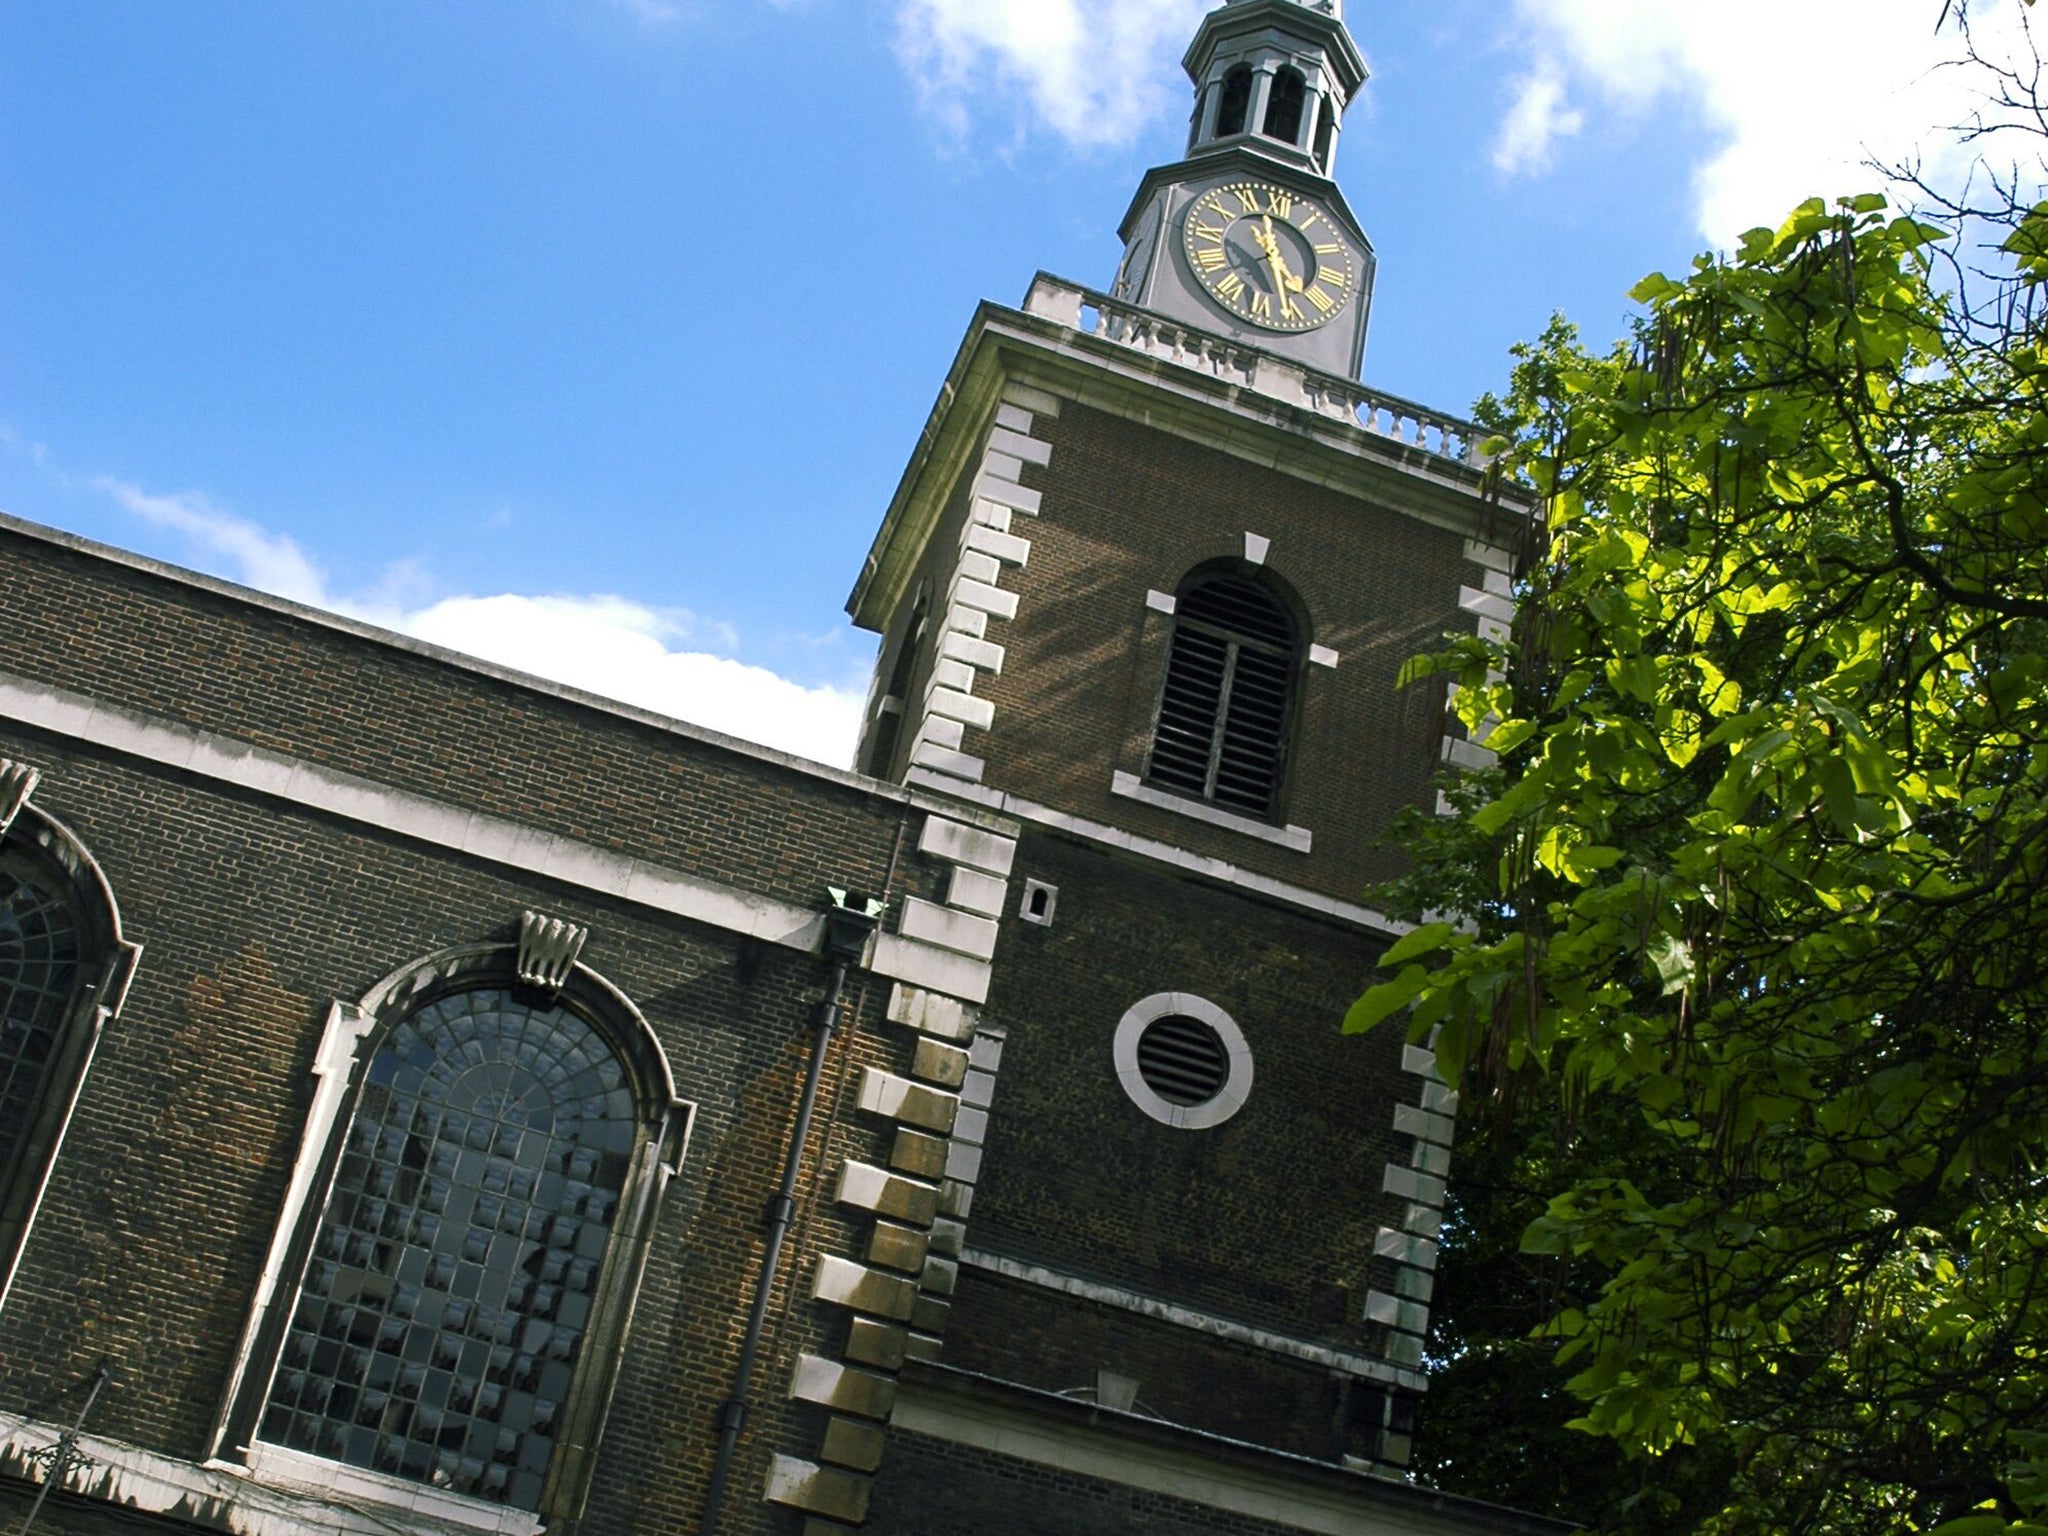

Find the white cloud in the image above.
[
  {"left": 894, "top": 0, "right": 1210, "bottom": 147},
  {"left": 398, "top": 593, "right": 861, "bottom": 764},
  {"left": 98, "top": 478, "right": 329, "bottom": 606},
  {"left": 1499, "top": 0, "right": 2046, "bottom": 244},
  {"left": 1494, "top": 58, "right": 1584, "bottom": 175},
  {"left": 93, "top": 478, "right": 866, "bottom": 768}
]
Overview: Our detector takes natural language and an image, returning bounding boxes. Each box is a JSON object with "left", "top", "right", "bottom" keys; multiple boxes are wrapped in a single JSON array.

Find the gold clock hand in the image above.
[{"left": 1261, "top": 215, "right": 1301, "bottom": 317}]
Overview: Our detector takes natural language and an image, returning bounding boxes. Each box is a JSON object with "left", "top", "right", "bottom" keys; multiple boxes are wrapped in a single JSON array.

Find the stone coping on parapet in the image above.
[
  {"left": 0, "top": 511, "right": 1013, "bottom": 841},
  {"left": 891, "top": 1363, "right": 1580, "bottom": 1536}
]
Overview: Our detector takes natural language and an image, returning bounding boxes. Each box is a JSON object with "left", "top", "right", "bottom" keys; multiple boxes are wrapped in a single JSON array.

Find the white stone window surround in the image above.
[
  {"left": 1018, "top": 878, "right": 1058, "bottom": 927},
  {"left": 0, "top": 783, "right": 142, "bottom": 1315},
  {"left": 1133, "top": 561, "right": 1324, "bottom": 852},
  {"left": 1112, "top": 992, "right": 1253, "bottom": 1131},
  {"left": 244, "top": 1442, "right": 543, "bottom": 1536},
  {"left": 206, "top": 941, "right": 693, "bottom": 1530},
  {"left": 1111, "top": 771, "right": 1312, "bottom": 853}
]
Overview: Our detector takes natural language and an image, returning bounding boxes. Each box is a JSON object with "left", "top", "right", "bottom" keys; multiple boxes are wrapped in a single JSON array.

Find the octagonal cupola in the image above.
[
  {"left": 1183, "top": 0, "right": 1368, "bottom": 179},
  {"left": 1112, "top": 0, "right": 1377, "bottom": 378}
]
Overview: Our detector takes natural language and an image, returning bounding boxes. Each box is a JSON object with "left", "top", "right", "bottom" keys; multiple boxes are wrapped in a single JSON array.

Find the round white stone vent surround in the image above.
[{"left": 1112, "top": 991, "right": 1253, "bottom": 1130}]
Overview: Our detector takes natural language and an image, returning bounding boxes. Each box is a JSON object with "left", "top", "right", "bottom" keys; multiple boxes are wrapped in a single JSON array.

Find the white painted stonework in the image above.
[
  {"left": 903, "top": 382, "right": 1047, "bottom": 798},
  {"left": 0, "top": 1414, "right": 539, "bottom": 1536}
]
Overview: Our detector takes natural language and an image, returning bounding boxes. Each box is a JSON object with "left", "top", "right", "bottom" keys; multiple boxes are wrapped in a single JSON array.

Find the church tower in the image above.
[{"left": 840, "top": 1, "right": 1530, "bottom": 1531}]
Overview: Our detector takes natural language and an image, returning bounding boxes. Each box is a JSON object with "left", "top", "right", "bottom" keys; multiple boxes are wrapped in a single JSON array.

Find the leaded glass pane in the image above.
[
  {"left": 0, "top": 850, "right": 83, "bottom": 1179},
  {"left": 261, "top": 989, "right": 636, "bottom": 1510}
]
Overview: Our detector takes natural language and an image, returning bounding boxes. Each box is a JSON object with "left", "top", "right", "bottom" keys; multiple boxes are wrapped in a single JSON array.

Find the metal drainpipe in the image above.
[{"left": 698, "top": 891, "right": 881, "bottom": 1536}]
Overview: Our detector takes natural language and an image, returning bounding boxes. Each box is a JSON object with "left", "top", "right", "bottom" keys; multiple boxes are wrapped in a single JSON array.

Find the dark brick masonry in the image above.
[{"left": 0, "top": 520, "right": 983, "bottom": 1536}]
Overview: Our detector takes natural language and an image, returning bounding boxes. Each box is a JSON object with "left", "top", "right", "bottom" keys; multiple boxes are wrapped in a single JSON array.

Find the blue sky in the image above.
[{"left": 1, "top": 0, "right": 2030, "bottom": 764}]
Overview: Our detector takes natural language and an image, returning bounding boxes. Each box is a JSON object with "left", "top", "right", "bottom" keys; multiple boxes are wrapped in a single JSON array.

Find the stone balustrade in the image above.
[{"left": 1023, "top": 273, "right": 1491, "bottom": 469}]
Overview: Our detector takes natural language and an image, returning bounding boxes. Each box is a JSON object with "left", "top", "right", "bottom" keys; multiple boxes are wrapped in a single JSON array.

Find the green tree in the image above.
[{"left": 1356, "top": 182, "right": 2048, "bottom": 1534}]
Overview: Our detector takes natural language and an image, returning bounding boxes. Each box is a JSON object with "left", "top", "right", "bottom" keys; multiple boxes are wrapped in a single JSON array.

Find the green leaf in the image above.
[
  {"left": 1379, "top": 922, "right": 1461, "bottom": 968},
  {"left": 1819, "top": 754, "right": 1859, "bottom": 833},
  {"left": 1342, "top": 967, "right": 1429, "bottom": 1035},
  {"left": 1645, "top": 932, "right": 1693, "bottom": 996}
]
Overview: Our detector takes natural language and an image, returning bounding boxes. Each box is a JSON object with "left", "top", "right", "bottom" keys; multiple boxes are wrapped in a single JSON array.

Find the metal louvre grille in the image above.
[
  {"left": 0, "top": 851, "right": 82, "bottom": 1179},
  {"left": 1136, "top": 1015, "right": 1231, "bottom": 1107},
  {"left": 1146, "top": 575, "right": 1298, "bottom": 817},
  {"left": 261, "top": 989, "right": 636, "bottom": 1510}
]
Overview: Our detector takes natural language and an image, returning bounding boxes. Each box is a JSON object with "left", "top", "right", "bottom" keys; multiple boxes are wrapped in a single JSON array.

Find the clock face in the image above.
[{"left": 1181, "top": 181, "right": 1357, "bottom": 333}]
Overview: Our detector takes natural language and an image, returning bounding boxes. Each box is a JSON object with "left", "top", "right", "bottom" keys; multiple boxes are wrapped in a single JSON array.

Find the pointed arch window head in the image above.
[
  {"left": 1263, "top": 68, "right": 1306, "bottom": 144},
  {"left": 1216, "top": 66, "right": 1253, "bottom": 136},
  {"left": 1147, "top": 570, "right": 1300, "bottom": 819}
]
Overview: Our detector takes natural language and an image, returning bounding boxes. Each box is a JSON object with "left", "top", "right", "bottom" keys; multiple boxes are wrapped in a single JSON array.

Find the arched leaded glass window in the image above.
[
  {"left": 0, "top": 801, "right": 132, "bottom": 1317},
  {"left": 0, "top": 847, "right": 83, "bottom": 1181},
  {"left": 1147, "top": 571, "right": 1300, "bottom": 819},
  {"left": 259, "top": 988, "right": 639, "bottom": 1511}
]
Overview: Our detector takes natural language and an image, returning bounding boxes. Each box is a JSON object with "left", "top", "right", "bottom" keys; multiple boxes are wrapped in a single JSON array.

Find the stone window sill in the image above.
[
  {"left": 243, "top": 1442, "right": 545, "bottom": 1536},
  {"left": 1110, "top": 772, "right": 1312, "bottom": 853}
]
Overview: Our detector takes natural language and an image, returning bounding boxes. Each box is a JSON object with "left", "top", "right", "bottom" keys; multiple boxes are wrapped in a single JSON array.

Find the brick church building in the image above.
[{"left": 0, "top": 3, "right": 1559, "bottom": 1534}]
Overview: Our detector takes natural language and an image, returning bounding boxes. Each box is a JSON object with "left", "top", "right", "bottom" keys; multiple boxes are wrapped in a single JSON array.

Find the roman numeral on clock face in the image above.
[{"left": 1193, "top": 245, "right": 1228, "bottom": 272}]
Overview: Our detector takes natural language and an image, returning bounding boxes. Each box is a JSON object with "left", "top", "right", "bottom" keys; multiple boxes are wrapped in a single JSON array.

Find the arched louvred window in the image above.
[
  {"left": 1263, "top": 68, "right": 1306, "bottom": 144},
  {"left": 259, "top": 987, "right": 641, "bottom": 1511},
  {"left": 1216, "top": 66, "right": 1253, "bottom": 136},
  {"left": 1147, "top": 571, "right": 1300, "bottom": 818}
]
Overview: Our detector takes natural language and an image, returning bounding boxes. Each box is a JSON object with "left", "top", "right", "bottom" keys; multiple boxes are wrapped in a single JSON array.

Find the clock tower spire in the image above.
[{"left": 1111, "top": 0, "right": 1375, "bottom": 377}]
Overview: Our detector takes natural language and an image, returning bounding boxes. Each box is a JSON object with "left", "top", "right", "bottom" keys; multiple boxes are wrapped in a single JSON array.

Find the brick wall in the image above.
[
  {"left": 926, "top": 823, "right": 1419, "bottom": 1451},
  {"left": 967, "top": 829, "right": 1406, "bottom": 1331},
  {"left": 0, "top": 728, "right": 915, "bottom": 1536},
  {"left": 939, "top": 1272, "right": 1345, "bottom": 1457},
  {"left": 971, "top": 399, "right": 1468, "bottom": 900},
  {"left": 0, "top": 524, "right": 928, "bottom": 915},
  {"left": 868, "top": 1426, "right": 1340, "bottom": 1536},
  {"left": 0, "top": 527, "right": 992, "bottom": 1536}
]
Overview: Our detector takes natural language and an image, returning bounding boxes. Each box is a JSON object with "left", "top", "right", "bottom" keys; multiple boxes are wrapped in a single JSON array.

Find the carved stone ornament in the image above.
[
  {"left": 0, "top": 758, "right": 40, "bottom": 840},
  {"left": 518, "top": 910, "right": 589, "bottom": 997}
]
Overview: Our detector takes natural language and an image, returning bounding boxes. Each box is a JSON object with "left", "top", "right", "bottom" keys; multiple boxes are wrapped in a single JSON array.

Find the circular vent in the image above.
[
  {"left": 1136, "top": 1015, "right": 1230, "bottom": 1106},
  {"left": 1112, "top": 993, "right": 1253, "bottom": 1130}
]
